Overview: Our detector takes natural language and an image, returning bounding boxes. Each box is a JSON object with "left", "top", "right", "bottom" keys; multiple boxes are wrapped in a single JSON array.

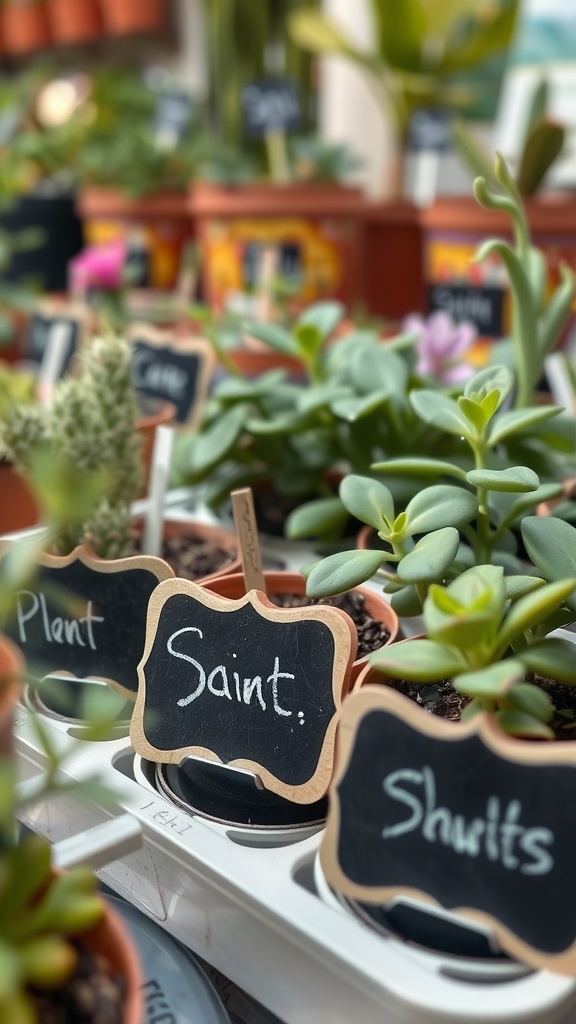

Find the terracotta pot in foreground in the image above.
[{"left": 203, "top": 570, "right": 399, "bottom": 683}]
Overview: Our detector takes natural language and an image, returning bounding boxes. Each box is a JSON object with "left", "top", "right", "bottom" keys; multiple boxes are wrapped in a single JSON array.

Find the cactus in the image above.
[{"left": 0, "top": 332, "right": 143, "bottom": 559}]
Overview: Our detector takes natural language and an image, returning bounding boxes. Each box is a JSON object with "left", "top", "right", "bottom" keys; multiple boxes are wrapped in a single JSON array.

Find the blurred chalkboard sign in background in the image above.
[
  {"left": 128, "top": 323, "right": 215, "bottom": 428},
  {"left": 25, "top": 300, "right": 90, "bottom": 376}
]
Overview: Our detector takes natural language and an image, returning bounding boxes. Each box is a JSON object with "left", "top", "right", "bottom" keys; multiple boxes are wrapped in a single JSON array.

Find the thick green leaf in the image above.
[
  {"left": 305, "top": 549, "right": 386, "bottom": 598},
  {"left": 496, "top": 709, "right": 554, "bottom": 739},
  {"left": 517, "top": 120, "right": 565, "bottom": 197},
  {"left": 285, "top": 497, "right": 348, "bottom": 540},
  {"left": 299, "top": 383, "right": 350, "bottom": 413},
  {"left": 351, "top": 346, "right": 408, "bottom": 397},
  {"left": 404, "top": 484, "right": 477, "bottom": 536},
  {"left": 389, "top": 584, "right": 423, "bottom": 617},
  {"left": 453, "top": 660, "right": 525, "bottom": 698},
  {"left": 397, "top": 528, "right": 459, "bottom": 584},
  {"left": 497, "top": 579, "right": 576, "bottom": 653},
  {"left": 507, "top": 681, "right": 554, "bottom": 722},
  {"left": 371, "top": 0, "right": 425, "bottom": 70},
  {"left": 522, "top": 516, "right": 576, "bottom": 613},
  {"left": 188, "top": 404, "right": 247, "bottom": 476},
  {"left": 504, "top": 576, "right": 545, "bottom": 601},
  {"left": 452, "top": 120, "right": 495, "bottom": 185},
  {"left": 439, "top": 1, "right": 519, "bottom": 73},
  {"left": 488, "top": 404, "right": 562, "bottom": 445},
  {"left": 369, "top": 639, "right": 468, "bottom": 682},
  {"left": 521, "top": 638, "right": 576, "bottom": 684},
  {"left": 425, "top": 608, "right": 495, "bottom": 650},
  {"left": 538, "top": 262, "right": 576, "bottom": 360},
  {"left": 458, "top": 396, "right": 486, "bottom": 433},
  {"left": 242, "top": 321, "right": 297, "bottom": 356},
  {"left": 410, "top": 390, "right": 470, "bottom": 437},
  {"left": 295, "top": 322, "right": 324, "bottom": 362},
  {"left": 214, "top": 369, "right": 286, "bottom": 401},
  {"left": 491, "top": 483, "right": 563, "bottom": 533},
  {"left": 297, "top": 300, "right": 343, "bottom": 340},
  {"left": 371, "top": 457, "right": 466, "bottom": 479},
  {"left": 331, "top": 391, "right": 390, "bottom": 422},
  {"left": 466, "top": 467, "right": 540, "bottom": 493},
  {"left": 340, "top": 475, "right": 394, "bottom": 531}
]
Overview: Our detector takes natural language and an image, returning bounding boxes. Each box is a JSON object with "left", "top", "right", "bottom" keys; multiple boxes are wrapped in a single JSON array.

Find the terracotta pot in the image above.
[
  {"left": 137, "top": 400, "right": 177, "bottom": 496},
  {"left": 358, "top": 200, "right": 424, "bottom": 322},
  {"left": 1, "top": 1, "right": 51, "bottom": 53},
  {"left": 132, "top": 517, "right": 242, "bottom": 586},
  {"left": 47, "top": 0, "right": 102, "bottom": 43},
  {"left": 100, "top": 0, "right": 163, "bottom": 34},
  {"left": 190, "top": 181, "right": 364, "bottom": 314},
  {"left": 202, "top": 570, "right": 399, "bottom": 683},
  {"left": 76, "top": 188, "right": 193, "bottom": 291},
  {"left": 0, "top": 460, "right": 39, "bottom": 535},
  {"left": 421, "top": 195, "right": 576, "bottom": 341},
  {"left": 226, "top": 347, "right": 304, "bottom": 378},
  {"left": 0, "top": 636, "right": 23, "bottom": 756}
]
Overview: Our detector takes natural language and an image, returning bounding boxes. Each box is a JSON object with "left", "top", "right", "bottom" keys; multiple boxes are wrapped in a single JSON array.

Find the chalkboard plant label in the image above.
[
  {"left": 0, "top": 545, "right": 174, "bottom": 700},
  {"left": 128, "top": 323, "right": 215, "bottom": 427},
  {"left": 25, "top": 298, "right": 90, "bottom": 375},
  {"left": 241, "top": 78, "right": 300, "bottom": 139},
  {"left": 322, "top": 685, "right": 576, "bottom": 975},
  {"left": 131, "top": 579, "right": 356, "bottom": 803}
]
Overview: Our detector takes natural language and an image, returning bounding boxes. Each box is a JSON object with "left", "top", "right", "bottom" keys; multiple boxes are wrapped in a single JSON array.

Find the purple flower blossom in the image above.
[{"left": 403, "top": 311, "right": 477, "bottom": 386}]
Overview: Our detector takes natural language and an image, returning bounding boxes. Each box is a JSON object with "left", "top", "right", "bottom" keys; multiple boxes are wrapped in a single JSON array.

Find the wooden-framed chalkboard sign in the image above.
[
  {"left": 128, "top": 323, "right": 215, "bottom": 428},
  {"left": 321, "top": 685, "right": 576, "bottom": 975},
  {"left": 0, "top": 544, "right": 174, "bottom": 700},
  {"left": 25, "top": 299, "right": 90, "bottom": 376},
  {"left": 131, "top": 579, "right": 356, "bottom": 803}
]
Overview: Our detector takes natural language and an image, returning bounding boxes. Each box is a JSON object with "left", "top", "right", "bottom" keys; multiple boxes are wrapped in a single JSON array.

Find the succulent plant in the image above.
[
  {"left": 0, "top": 333, "right": 143, "bottom": 559},
  {"left": 369, "top": 564, "right": 576, "bottom": 739}
]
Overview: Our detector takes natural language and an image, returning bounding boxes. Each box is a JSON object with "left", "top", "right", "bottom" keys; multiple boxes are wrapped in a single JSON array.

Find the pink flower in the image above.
[
  {"left": 69, "top": 240, "right": 127, "bottom": 293},
  {"left": 403, "top": 311, "right": 476, "bottom": 386}
]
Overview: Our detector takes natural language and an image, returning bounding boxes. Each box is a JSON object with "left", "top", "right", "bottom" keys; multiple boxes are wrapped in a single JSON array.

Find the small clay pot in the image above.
[
  {"left": 1, "top": 1, "right": 51, "bottom": 53},
  {"left": 133, "top": 518, "right": 242, "bottom": 586},
  {"left": 202, "top": 570, "right": 399, "bottom": 683},
  {"left": 48, "top": 0, "right": 103, "bottom": 43},
  {"left": 100, "top": 0, "right": 163, "bottom": 35},
  {"left": 136, "top": 400, "right": 176, "bottom": 496}
]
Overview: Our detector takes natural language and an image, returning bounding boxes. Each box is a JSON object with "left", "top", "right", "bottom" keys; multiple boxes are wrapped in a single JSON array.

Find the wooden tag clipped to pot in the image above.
[
  {"left": 0, "top": 545, "right": 174, "bottom": 700},
  {"left": 321, "top": 685, "right": 576, "bottom": 975},
  {"left": 25, "top": 298, "right": 90, "bottom": 378},
  {"left": 128, "top": 323, "right": 215, "bottom": 428},
  {"left": 130, "top": 579, "right": 357, "bottom": 803}
]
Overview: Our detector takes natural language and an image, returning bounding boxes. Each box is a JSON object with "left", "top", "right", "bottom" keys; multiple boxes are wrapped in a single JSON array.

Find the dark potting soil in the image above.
[
  {"left": 31, "top": 940, "right": 125, "bottom": 1024},
  {"left": 389, "top": 674, "right": 576, "bottom": 740},
  {"left": 269, "top": 590, "right": 390, "bottom": 659},
  {"left": 135, "top": 531, "right": 235, "bottom": 581}
]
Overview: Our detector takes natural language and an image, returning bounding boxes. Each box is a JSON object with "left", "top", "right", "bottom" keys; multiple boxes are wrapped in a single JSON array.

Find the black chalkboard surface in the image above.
[
  {"left": 131, "top": 579, "right": 356, "bottom": 803},
  {"left": 128, "top": 324, "right": 215, "bottom": 427},
  {"left": 321, "top": 686, "right": 576, "bottom": 974},
  {"left": 428, "top": 283, "right": 505, "bottom": 338},
  {"left": 25, "top": 300, "right": 89, "bottom": 374},
  {"left": 241, "top": 78, "right": 300, "bottom": 139},
  {"left": 408, "top": 109, "right": 451, "bottom": 152},
  {"left": 0, "top": 545, "right": 174, "bottom": 699}
]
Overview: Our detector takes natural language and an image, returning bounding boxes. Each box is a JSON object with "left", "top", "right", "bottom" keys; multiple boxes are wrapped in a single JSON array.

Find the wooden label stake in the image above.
[{"left": 232, "top": 488, "right": 266, "bottom": 595}]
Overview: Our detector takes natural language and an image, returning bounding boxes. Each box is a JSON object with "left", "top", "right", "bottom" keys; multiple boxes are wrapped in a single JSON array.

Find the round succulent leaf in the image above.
[
  {"left": 495, "top": 709, "right": 554, "bottom": 739},
  {"left": 466, "top": 466, "right": 540, "bottom": 492},
  {"left": 410, "top": 390, "right": 471, "bottom": 437},
  {"left": 351, "top": 346, "right": 409, "bottom": 397},
  {"left": 294, "top": 322, "right": 324, "bottom": 361},
  {"left": 458, "top": 396, "right": 487, "bottom": 434},
  {"left": 438, "top": 564, "right": 506, "bottom": 615},
  {"left": 285, "top": 497, "right": 348, "bottom": 540},
  {"left": 188, "top": 403, "right": 247, "bottom": 475},
  {"left": 504, "top": 575, "right": 545, "bottom": 601},
  {"left": 520, "top": 638, "right": 576, "bottom": 685},
  {"left": 452, "top": 660, "right": 525, "bottom": 699},
  {"left": 425, "top": 607, "right": 495, "bottom": 650},
  {"left": 331, "top": 391, "right": 390, "bottom": 421},
  {"left": 242, "top": 321, "right": 297, "bottom": 355},
  {"left": 370, "top": 456, "right": 467, "bottom": 479},
  {"left": 20, "top": 936, "right": 77, "bottom": 988},
  {"left": 297, "top": 300, "right": 344, "bottom": 340},
  {"left": 389, "top": 584, "right": 423, "bottom": 617},
  {"left": 522, "top": 516, "right": 576, "bottom": 613},
  {"left": 305, "top": 549, "right": 386, "bottom": 598},
  {"left": 506, "top": 682, "right": 554, "bottom": 723},
  {"left": 460, "top": 697, "right": 486, "bottom": 721},
  {"left": 214, "top": 369, "right": 286, "bottom": 400},
  {"left": 397, "top": 527, "right": 459, "bottom": 583},
  {"left": 404, "top": 484, "right": 477, "bottom": 536},
  {"left": 369, "top": 639, "right": 468, "bottom": 682},
  {"left": 497, "top": 578, "right": 576, "bottom": 654},
  {"left": 488, "top": 404, "right": 563, "bottom": 445},
  {"left": 340, "top": 474, "right": 394, "bottom": 530}
]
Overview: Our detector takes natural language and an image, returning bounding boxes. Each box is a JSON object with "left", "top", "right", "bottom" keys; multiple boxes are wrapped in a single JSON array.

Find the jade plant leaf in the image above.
[
  {"left": 389, "top": 584, "right": 422, "bottom": 617},
  {"left": 497, "top": 578, "right": 576, "bottom": 654},
  {"left": 371, "top": 457, "right": 467, "bottom": 479},
  {"left": 305, "top": 549, "right": 385, "bottom": 598},
  {"left": 522, "top": 516, "right": 576, "bottom": 613},
  {"left": 397, "top": 527, "right": 459, "bottom": 583},
  {"left": 520, "top": 638, "right": 576, "bottom": 684},
  {"left": 495, "top": 710, "right": 554, "bottom": 739},
  {"left": 298, "top": 300, "right": 343, "bottom": 340},
  {"left": 488, "top": 404, "right": 562, "bottom": 445},
  {"left": 453, "top": 660, "right": 525, "bottom": 698},
  {"left": 506, "top": 681, "right": 554, "bottom": 722},
  {"left": 369, "top": 639, "right": 468, "bottom": 682},
  {"left": 188, "top": 403, "right": 247, "bottom": 475},
  {"left": 403, "top": 484, "right": 477, "bottom": 535},
  {"left": 410, "top": 390, "right": 471, "bottom": 437},
  {"left": 340, "top": 475, "right": 394, "bottom": 531},
  {"left": 285, "top": 497, "right": 348, "bottom": 540},
  {"left": 464, "top": 364, "right": 514, "bottom": 408},
  {"left": 466, "top": 467, "right": 540, "bottom": 492},
  {"left": 242, "top": 322, "right": 297, "bottom": 356}
]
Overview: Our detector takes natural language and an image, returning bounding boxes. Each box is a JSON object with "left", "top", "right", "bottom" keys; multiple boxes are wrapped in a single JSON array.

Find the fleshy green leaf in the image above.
[
  {"left": 504, "top": 576, "right": 545, "bottom": 601},
  {"left": 466, "top": 467, "right": 540, "bottom": 493},
  {"left": 285, "top": 497, "right": 348, "bottom": 540},
  {"left": 410, "top": 390, "right": 471, "bottom": 437},
  {"left": 506, "top": 681, "right": 554, "bottom": 722},
  {"left": 305, "top": 549, "right": 386, "bottom": 598},
  {"left": 389, "top": 584, "right": 423, "bottom": 617},
  {"left": 464, "top": 365, "right": 514, "bottom": 408},
  {"left": 187, "top": 404, "right": 247, "bottom": 476},
  {"left": 495, "top": 710, "right": 554, "bottom": 739},
  {"left": 297, "top": 300, "right": 343, "bottom": 340},
  {"left": 403, "top": 485, "right": 477, "bottom": 536},
  {"left": 520, "top": 638, "right": 576, "bottom": 684},
  {"left": 522, "top": 516, "right": 576, "bottom": 613},
  {"left": 339, "top": 475, "right": 394, "bottom": 531},
  {"left": 497, "top": 578, "right": 576, "bottom": 653},
  {"left": 489, "top": 404, "right": 562, "bottom": 445},
  {"left": 371, "top": 457, "right": 467, "bottom": 479},
  {"left": 397, "top": 528, "right": 459, "bottom": 583},
  {"left": 453, "top": 660, "right": 525, "bottom": 698},
  {"left": 369, "top": 639, "right": 468, "bottom": 682},
  {"left": 242, "top": 321, "right": 297, "bottom": 356}
]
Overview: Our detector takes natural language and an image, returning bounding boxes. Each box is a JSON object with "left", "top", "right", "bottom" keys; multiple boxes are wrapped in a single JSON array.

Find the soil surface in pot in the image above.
[
  {"left": 269, "top": 590, "right": 390, "bottom": 659},
  {"left": 389, "top": 674, "right": 576, "bottom": 740},
  {"left": 135, "top": 531, "right": 235, "bottom": 581},
  {"left": 31, "top": 939, "right": 125, "bottom": 1024}
]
